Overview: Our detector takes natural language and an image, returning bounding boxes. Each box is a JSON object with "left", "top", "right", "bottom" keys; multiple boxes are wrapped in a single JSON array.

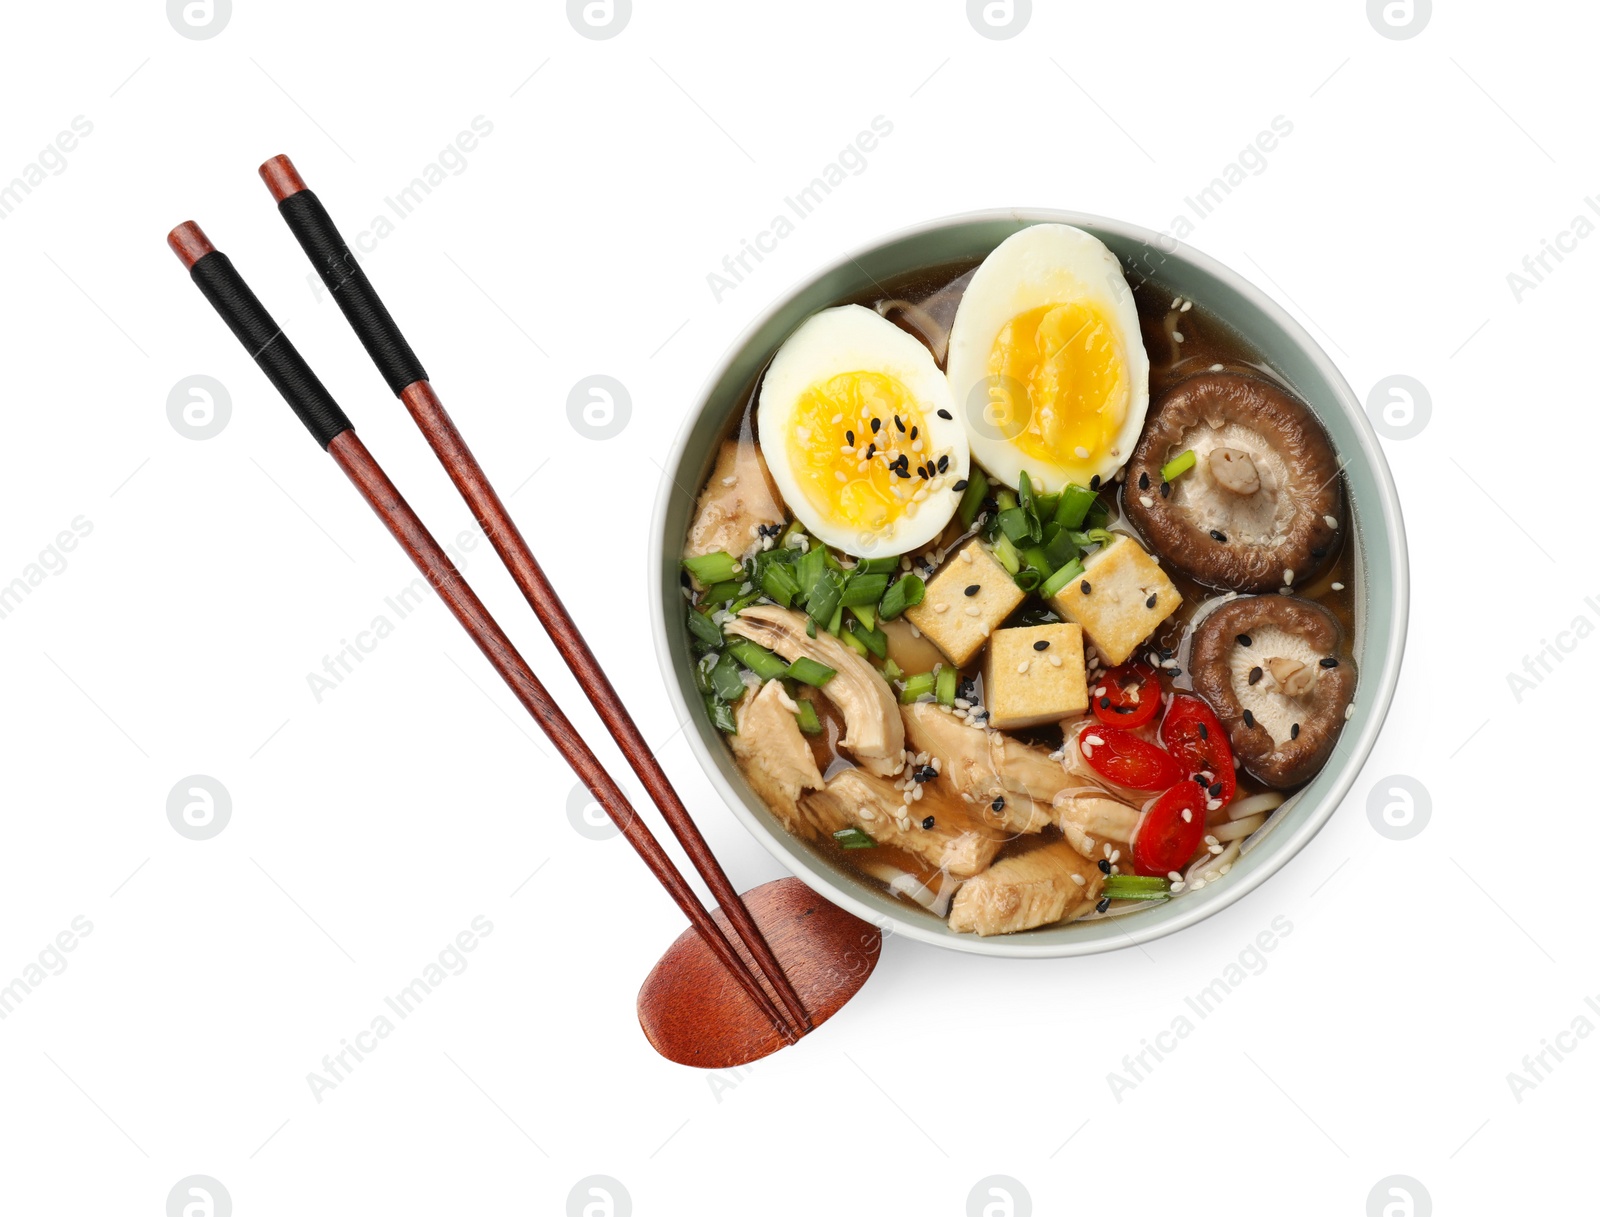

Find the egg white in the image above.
[
  {"left": 946, "top": 223, "right": 1150, "bottom": 493},
  {"left": 758, "top": 305, "right": 968, "bottom": 558}
]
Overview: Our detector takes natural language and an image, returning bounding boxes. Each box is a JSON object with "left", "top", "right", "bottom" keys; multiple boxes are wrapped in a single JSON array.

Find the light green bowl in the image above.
[{"left": 649, "top": 210, "right": 1408, "bottom": 957}]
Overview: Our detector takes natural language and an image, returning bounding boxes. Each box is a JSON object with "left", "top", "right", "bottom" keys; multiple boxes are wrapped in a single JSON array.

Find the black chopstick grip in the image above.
[
  {"left": 277, "top": 190, "right": 427, "bottom": 396},
  {"left": 188, "top": 250, "right": 353, "bottom": 449}
]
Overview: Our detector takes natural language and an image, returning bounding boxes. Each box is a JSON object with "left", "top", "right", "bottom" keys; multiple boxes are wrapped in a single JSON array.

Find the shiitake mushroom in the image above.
[
  {"left": 1122, "top": 372, "right": 1343, "bottom": 593},
  {"left": 1189, "top": 595, "right": 1355, "bottom": 789}
]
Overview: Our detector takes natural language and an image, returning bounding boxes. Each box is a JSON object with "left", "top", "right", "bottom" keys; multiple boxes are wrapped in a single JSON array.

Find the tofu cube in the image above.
[
  {"left": 983, "top": 622, "right": 1088, "bottom": 730},
  {"left": 904, "top": 540, "right": 1025, "bottom": 668},
  {"left": 1048, "top": 536, "right": 1181, "bottom": 667}
]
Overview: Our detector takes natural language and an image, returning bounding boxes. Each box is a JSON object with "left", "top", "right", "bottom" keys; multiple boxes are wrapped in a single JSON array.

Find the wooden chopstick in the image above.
[
  {"left": 256, "top": 155, "right": 814, "bottom": 1036},
  {"left": 166, "top": 221, "right": 803, "bottom": 1044}
]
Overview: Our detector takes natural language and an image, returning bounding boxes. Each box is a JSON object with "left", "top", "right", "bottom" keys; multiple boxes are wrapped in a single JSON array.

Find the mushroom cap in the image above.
[
  {"left": 1122, "top": 372, "right": 1343, "bottom": 592},
  {"left": 1189, "top": 595, "right": 1355, "bottom": 789}
]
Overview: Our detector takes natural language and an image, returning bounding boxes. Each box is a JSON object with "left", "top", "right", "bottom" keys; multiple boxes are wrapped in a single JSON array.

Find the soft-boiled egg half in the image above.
[
  {"left": 946, "top": 224, "right": 1149, "bottom": 493},
  {"left": 759, "top": 305, "right": 969, "bottom": 558}
]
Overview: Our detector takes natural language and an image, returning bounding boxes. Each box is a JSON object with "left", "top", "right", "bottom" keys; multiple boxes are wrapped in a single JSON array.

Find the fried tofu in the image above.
[
  {"left": 1048, "top": 536, "right": 1181, "bottom": 666},
  {"left": 904, "top": 540, "right": 1025, "bottom": 668},
  {"left": 982, "top": 623, "right": 1089, "bottom": 730}
]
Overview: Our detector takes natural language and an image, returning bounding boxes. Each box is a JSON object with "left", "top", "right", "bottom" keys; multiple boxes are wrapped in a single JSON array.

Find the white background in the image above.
[{"left": 0, "top": 1, "right": 1590, "bottom": 1213}]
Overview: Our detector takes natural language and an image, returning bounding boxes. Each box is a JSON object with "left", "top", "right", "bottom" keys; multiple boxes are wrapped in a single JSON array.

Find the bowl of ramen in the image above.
[{"left": 650, "top": 210, "right": 1407, "bottom": 956}]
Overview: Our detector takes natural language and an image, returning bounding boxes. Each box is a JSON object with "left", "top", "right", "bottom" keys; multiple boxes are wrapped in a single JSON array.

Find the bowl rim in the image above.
[{"left": 649, "top": 207, "right": 1409, "bottom": 957}]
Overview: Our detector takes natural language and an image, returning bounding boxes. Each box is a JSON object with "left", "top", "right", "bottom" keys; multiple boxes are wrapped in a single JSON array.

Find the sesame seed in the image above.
[
  {"left": 1070, "top": 872, "right": 1086, "bottom": 886},
  {"left": 1140, "top": 495, "right": 1155, "bottom": 508},
  {"left": 1173, "top": 331, "right": 1185, "bottom": 343},
  {"left": 937, "top": 409, "right": 952, "bottom": 420},
  {"left": 1283, "top": 568, "right": 1295, "bottom": 586},
  {"left": 961, "top": 547, "right": 974, "bottom": 563},
  {"left": 1291, "top": 722, "right": 1300, "bottom": 740},
  {"left": 964, "top": 584, "right": 980, "bottom": 597},
  {"left": 991, "top": 796, "right": 1006, "bottom": 812},
  {"left": 933, "top": 602, "right": 949, "bottom": 614},
  {"left": 1320, "top": 657, "right": 1339, "bottom": 668},
  {"left": 1074, "top": 446, "right": 1090, "bottom": 459},
  {"left": 1086, "top": 734, "right": 1105, "bottom": 747},
  {"left": 965, "top": 605, "right": 980, "bottom": 617},
  {"left": 1345, "top": 703, "right": 1355, "bottom": 720},
  {"left": 1209, "top": 529, "right": 1227, "bottom": 542},
  {"left": 1181, "top": 808, "right": 1192, "bottom": 822},
  {"left": 1080, "top": 580, "right": 1091, "bottom": 594},
  {"left": 1089, "top": 474, "right": 1101, "bottom": 490},
  {"left": 938, "top": 455, "right": 949, "bottom": 473},
  {"left": 1048, "top": 654, "right": 1061, "bottom": 667},
  {"left": 1016, "top": 661, "right": 1030, "bottom": 674},
  {"left": 1208, "top": 781, "right": 1223, "bottom": 797},
  {"left": 1160, "top": 480, "right": 1170, "bottom": 498},
  {"left": 830, "top": 413, "right": 843, "bottom": 424},
  {"left": 1167, "top": 871, "right": 1182, "bottom": 882},
  {"left": 952, "top": 478, "right": 968, "bottom": 491},
  {"left": 1198, "top": 722, "right": 1208, "bottom": 739},
  {"left": 1145, "top": 593, "right": 1158, "bottom": 609},
  {"left": 1243, "top": 708, "right": 1256, "bottom": 729},
  {"left": 1323, "top": 514, "right": 1338, "bottom": 529},
  {"left": 1098, "top": 859, "right": 1111, "bottom": 874},
  {"left": 1034, "top": 640, "right": 1050, "bottom": 651},
  {"left": 1138, "top": 471, "right": 1150, "bottom": 490},
  {"left": 1236, "top": 634, "right": 1252, "bottom": 647},
  {"left": 845, "top": 429, "right": 855, "bottom": 446},
  {"left": 1096, "top": 897, "right": 1111, "bottom": 913},
  {"left": 1248, "top": 666, "right": 1263, "bottom": 685},
  {"left": 870, "top": 417, "right": 881, "bottom": 433},
  {"left": 835, "top": 471, "right": 848, "bottom": 482},
  {"left": 894, "top": 415, "right": 906, "bottom": 433}
]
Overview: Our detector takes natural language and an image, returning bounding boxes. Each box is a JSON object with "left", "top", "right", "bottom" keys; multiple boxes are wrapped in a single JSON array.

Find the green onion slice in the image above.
[
  {"left": 682, "top": 550, "right": 741, "bottom": 585},
  {"left": 786, "top": 656, "right": 837, "bottom": 687},
  {"left": 1161, "top": 449, "right": 1196, "bottom": 484},
  {"left": 832, "top": 826, "right": 877, "bottom": 850}
]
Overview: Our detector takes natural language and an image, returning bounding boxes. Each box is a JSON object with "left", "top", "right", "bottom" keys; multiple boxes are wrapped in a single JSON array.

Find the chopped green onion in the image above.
[
  {"left": 704, "top": 692, "right": 737, "bottom": 734},
  {"left": 848, "top": 603, "right": 876, "bottom": 631},
  {"left": 1014, "top": 568, "right": 1042, "bottom": 592},
  {"left": 710, "top": 652, "right": 748, "bottom": 701},
  {"left": 826, "top": 603, "right": 843, "bottom": 636},
  {"left": 759, "top": 560, "right": 801, "bottom": 608},
  {"left": 991, "top": 534, "right": 1021, "bottom": 576},
  {"left": 881, "top": 657, "right": 903, "bottom": 682},
  {"left": 823, "top": 549, "right": 845, "bottom": 573},
  {"left": 935, "top": 664, "right": 957, "bottom": 707},
  {"left": 832, "top": 826, "right": 877, "bottom": 850},
  {"left": 786, "top": 656, "right": 837, "bottom": 687},
  {"left": 692, "top": 654, "right": 717, "bottom": 695},
  {"left": 847, "top": 618, "right": 888, "bottom": 659},
  {"left": 1101, "top": 874, "right": 1172, "bottom": 901},
  {"left": 839, "top": 572, "right": 889, "bottom": 607},
  {"left": 725, "top": 639, "right": 789, "bottom": 682},
  {"left": 996, "top": 506, "right": 1033, "bottom": 545},
  {"left": 1161, "top": 449, "right": 1196, "bottom": 483},
  {"left": 957, "top": 467, "right": 990, "bottom": 528},
  {"left": 779, "top": 519, "right": 808, "bottom": 548},
  {"left": 1086, "top": 528, "right": 1116, "bottom": 548},
  {"left": 700, "top": 579, "right": 744, "bottom": 606},
  {"left": 1036, "top": 492, "right": 1060, "bottom": 522},
  {"left": 794, "top": 698, "right": 822, "bottom": 735},
  {"left": 995, "top": 488, "right": 1018, "bottom": 512},
  {"left": 795, "top": 545, "right": 827, "bottom": 603},
  {"left": 1039, "top": 558, "right": 1085, "bottom": 599},
  {"left": 806, "top": 570, "right": 843, "bottom": 629},
  {"left": 1017, "top": 470, "right": 1041, "bottom": 537},
  {"left": 878, "top": 573, "right": 925, "bottom": 620},
  {"left": 1084, "top": 499, "right": 1111, "bottom": 531},
  {"left": 1021, "top": 545, "right": 1054, "bottom": 579},
  {"left": 727, "top": 589, "right": 762, "bottom": 615},
  {"left": 854, "top": 556, "right": 900, "bottom": 575},
  {"left": 1042, "top": 527, "right": 1080, "bottom": 571},
  {"left": 839, "top": 626, "right": 870, "bottom": 658},
  {"left": 1053, "top": 483, "right": 1098, "bottom": 529},
  {"left": 683, "top": 550, "right": 741, "bottom": 585},
  {"left": 685, "top": 608, "right": 723, "bottom": 648},
  {"left": 897, "top": 671, "right": 936, "bottom": 704}
]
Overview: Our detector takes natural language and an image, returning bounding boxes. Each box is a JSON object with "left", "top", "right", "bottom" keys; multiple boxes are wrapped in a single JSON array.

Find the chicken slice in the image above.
[
  {"left": 901, "top": 702, "right": 1061, "bottom": 835},
  {"left": 948, "top": 838, "right": 1104, "bottom": 936},
  {"left": 1054, "top": 788, "right": 1142, "bottom": 860},
  {"left": 727, "top": 680, "right": 824, "bottom": 838},
  {"left": 799, "top": 768, "right": 1005, "bottom": 878},
  {"left": 685, "top": 439, "right": 786, "bottom": 559},
  {"left": 726, "top": 605, "right": 905, "bottom": 777}
]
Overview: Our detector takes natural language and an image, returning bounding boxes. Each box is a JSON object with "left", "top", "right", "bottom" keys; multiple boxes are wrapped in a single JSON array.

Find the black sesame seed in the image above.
[
  {"left": 1098, "top": 859, "right": 1112, "bottom": 874},
  {"left": 914, "top": 764, "right": 937, "bottom": 783},
  {"left": 1311, "top": 546, "right": 1328, "bottom": 559},
  {"left": 1209, "top": 781, "right": 1224, "bottom": 798},
  {"left": 1145, "top": 593, "right": 1158, "bottom": 609},
  {"left": 921, "top": 815, "right": 936, "bottom": 830},
  {"left": 1080, "top": 580, "right": 1091, "bottom": 594},
  {"left": 1159, "top": 646, "right": 1174, "bottom": 659},
  {"left": 1194, "top": 773, "right": 1209, "bottom": 786},
  {"left": 1290, "top": 723, "right": 1300, "bottom": 740},
  {"left": 953, "top": 478, "right": 969, "bottom": 491},
  {"left": 910, "top": 425, "right": 918, "bottom": 441},
  {"left": 866, "top": 443, "right": 876, "bottom": 458},
  {"left": 1197, "top": 723, "right": 1208, "bottom": 740},
  {"left": 870, "top": 417, "right": 881, "bottom": 433},
  {"left": 1210, "top": 529, "right": 1228, "bottom": 542},
  {"left": 1243, "top": 708, "right": 1256, "bottom": 729},
  {"left": 991, "top": 796, "right": 1006, "bottom": 812},
  {"left": 938, "top": 454, "right": 949, "bottom": 473},
  {"left": 1090, "top": 475, "right": 1101, "bottom": 490},
  {"left": 1248, "top": 666, "right": 1263, "bottom": 685},
  {"left": 845, "top": 429, "right": 855, "bottom": 446},
  {"left": 894, "top": 414, "right": 906, "bottom": 433},
  {"left": 1096, "top": 897, "right": 1111, "bottom": 913},
  {"left": 1320, "top": 657, "right": 1339, "bottom": 668},
  {"left": 964, "top": 584, "right": 980, "bottom": 597},
  {"left": 895, "top": 468, "right": 910, "bottom": 479},
  {"left": 1099, "top": 696, "right": 1111, "bottom": 709},
  {"left": 917, "top": 466, "right": 928, "bottom": 481},
  {"left": 1034, "top": 640, "right": 1050, "bottom": 651},
  {"left": 1138, "top": 471, "right": 1150, "bottom": 490},
  {"left": 1237, "top": 634, "right": 1252, "bottom": 647},
  {"left": 1160, "top": 480, "right": 1171, "bottom": 498},
  {"left": 937, "top": 408, "right": 953, "bottom": 420}
]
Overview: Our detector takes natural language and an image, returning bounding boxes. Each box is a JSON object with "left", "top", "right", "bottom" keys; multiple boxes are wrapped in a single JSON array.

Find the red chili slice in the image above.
[
  {"left": 1079, "top": 726, "right": 1183, "bottom": 791},
  {"left": 1160, "top": 694, "right": 1237, "bottom": 806},
  {"left": 1131, "top": 781, "right": 1209, "bottom": 876},
  {"left": 1092, "top": 662, "right": 1162, "bottom": 729}
]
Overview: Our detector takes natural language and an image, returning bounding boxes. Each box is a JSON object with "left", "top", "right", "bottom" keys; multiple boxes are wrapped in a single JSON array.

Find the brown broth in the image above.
[{"left": 694, "top": 255, "right": 1357, "bottom": 916}]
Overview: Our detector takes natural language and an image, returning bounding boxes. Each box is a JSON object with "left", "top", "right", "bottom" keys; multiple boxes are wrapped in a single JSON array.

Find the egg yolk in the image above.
[
  {"left": 785, "top": 371, "right": 932, "bottom": 537},
  {"left": 985, "top": 301, "right": 1128, "bottom": 471}
]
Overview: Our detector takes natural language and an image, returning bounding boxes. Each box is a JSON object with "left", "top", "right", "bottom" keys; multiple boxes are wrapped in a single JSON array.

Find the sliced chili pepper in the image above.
[
  {"left": 1131, "top": 781, "right": 1209, "bottom": 876},
  {"left": 1160, "top": 693, "right": 1236, "bottom": 806},
  {"left": 1078, "top": 726, "right": 1183, "bottom": 791},
  {"left": 1092, "top": 661, "right": 1162, "bottom": 729}
]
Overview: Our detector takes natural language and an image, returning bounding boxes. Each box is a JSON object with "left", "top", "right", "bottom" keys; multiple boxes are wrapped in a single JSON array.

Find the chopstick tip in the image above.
[
  {"left": 259, "top": 154, "right": 308, "bottom": 202},
  {"left": 167, "top": 221, "right": 216, "bottom": 269}
]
